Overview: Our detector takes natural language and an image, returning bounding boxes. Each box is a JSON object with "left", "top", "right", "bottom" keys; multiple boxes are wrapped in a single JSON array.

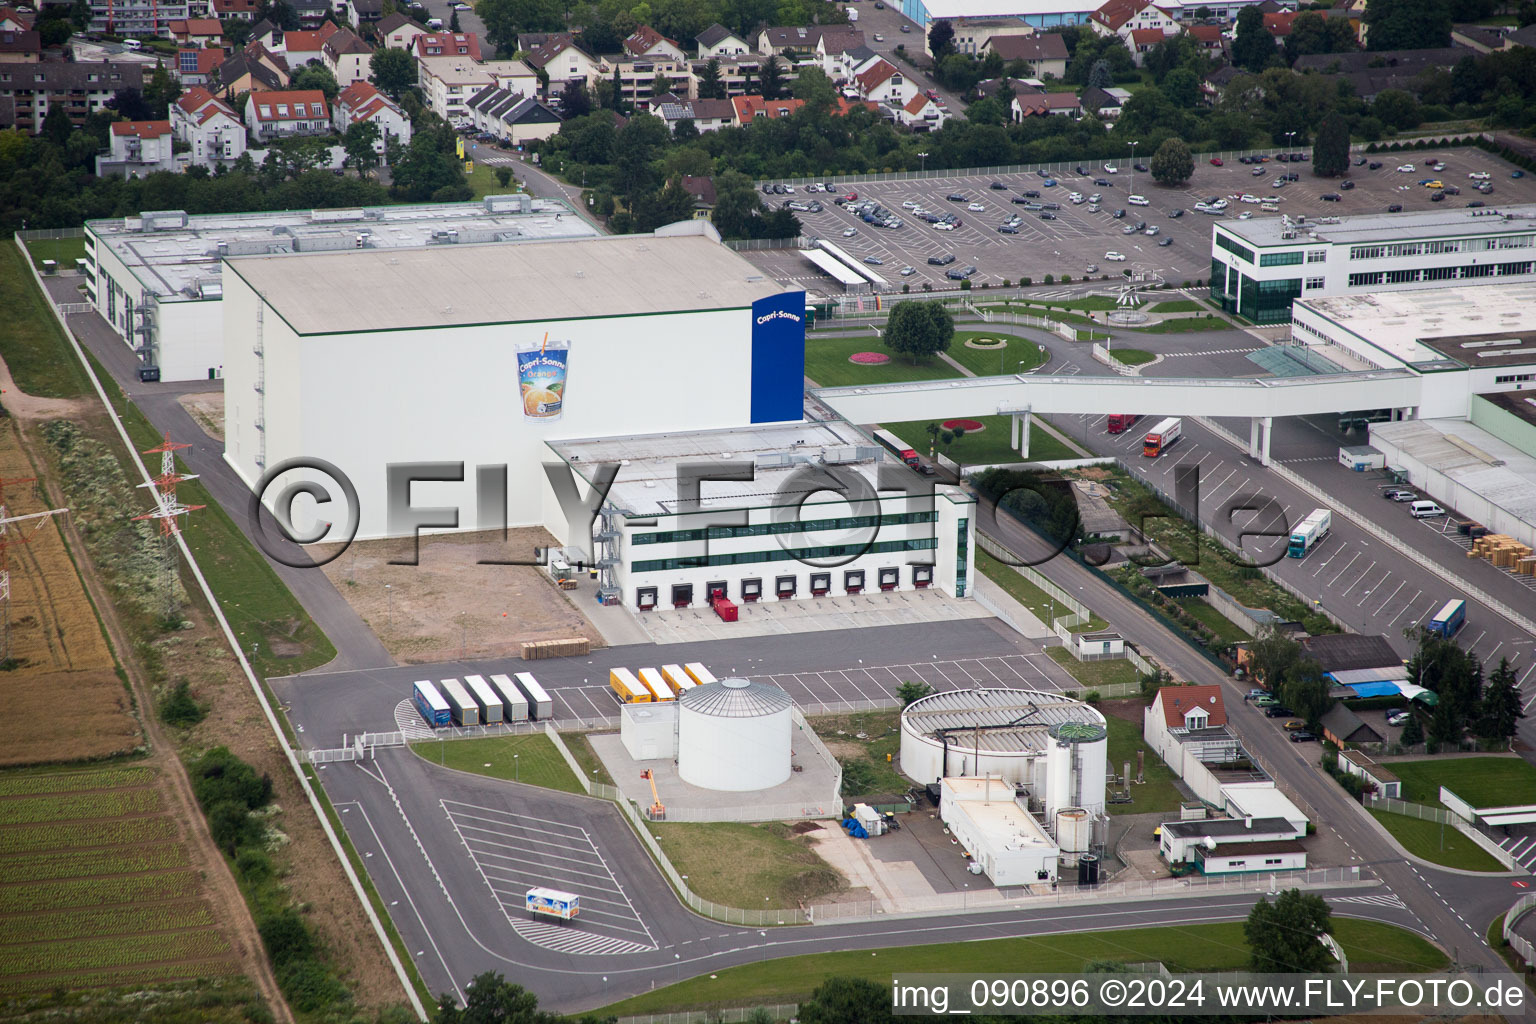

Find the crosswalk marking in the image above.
[
  {"left": 1161, "top": 347, "right": 1261, "bottom": 356},
  {"left": 1331, "top": 893, "right": 1408, "bottom": 910},
  {"left": 393, "top": 700, "right": 434, "bottom": 739},
  {"left": 510, "top": 918, "right": 656, "bottom": 956}
]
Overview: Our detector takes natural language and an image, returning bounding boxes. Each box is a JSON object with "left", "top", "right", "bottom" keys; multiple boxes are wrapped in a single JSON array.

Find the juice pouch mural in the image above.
[{"left": 518, "top": 336, "right": 570, "bottom": 420}]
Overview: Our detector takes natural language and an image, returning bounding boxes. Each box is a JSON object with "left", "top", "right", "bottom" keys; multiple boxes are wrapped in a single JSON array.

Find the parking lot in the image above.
[{"left": 746, "top": 147, "right": 1536, "bottom": 294}]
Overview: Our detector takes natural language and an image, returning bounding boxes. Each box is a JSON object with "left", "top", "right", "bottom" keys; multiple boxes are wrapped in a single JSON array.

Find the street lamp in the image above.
[
  {"left": 385, "top": 584, "right": 393, "bottom": 631},
  {"left": 918, "top": 150, "right": 929, "bottom": 174},
  {"left": 514, "top": 754, "right": 519, "bottom": 782},
  {"left": 1127, "top": 140, "right": 1139, "bottom": 197},
  {"left": 1285, "top": 130, "right": 1297, "bottom": 156}
]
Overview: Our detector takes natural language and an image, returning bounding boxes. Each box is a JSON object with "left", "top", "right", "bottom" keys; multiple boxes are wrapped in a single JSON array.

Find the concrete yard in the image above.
[{"left": 635, "top": 586, "right": 994, "bottom": 645}]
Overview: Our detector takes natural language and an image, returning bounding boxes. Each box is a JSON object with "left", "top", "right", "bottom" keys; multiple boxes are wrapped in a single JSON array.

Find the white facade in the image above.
[
  {"left": 1197, "top": 842, "right": 1306, "bottom": 875},
  {"left": 621, "top": 701, "right": 678, "bottom": 761},
  {"left": 418, "top": 55, "right": 494, "bottom": 121},
  {"left": 677, "top": 678, "right": 792, "bottom": 792},
  {"left": 96, "top": 122, "right": 178, "bottom": 177},
  {"left": 940, "top": 777, "right": 1058, "bottom": 886},
  {"left": 1221, "top": 782, "right": 1308, "bottom": 834},
  {"left": 1160, "top": 816, "right": 1302, "bottom": 864}
]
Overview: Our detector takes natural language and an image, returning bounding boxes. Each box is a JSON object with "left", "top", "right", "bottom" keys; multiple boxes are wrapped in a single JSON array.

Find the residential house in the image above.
[
  {"left": 1291, "top": 46, "right": 1464, "bottom": 76},
  {"left": 757, "top": 25, "right": 823, "bottom": 56},
  {"left": 379, "top": 12, "right": 429, "bottom": 51},
  {"left": 1505, "top": 23, "right": 1536, "bottom": 49},
  {"left": 345, "top": 0, "right": 381, "bottom": 32},
  {"left": 1262, "top": 11, "right": 1297, "bottom": 37},
  {"left": 464, "top": 83, "right": 559, "bottom": 143},
  {"left": 898, "top": 91, "right": 945, "bottom": 130},
  {"left": 166, "top": 17, "right": 222, "bottom": 46},
  {"left": 0, "top": 59, "right": 143, "bottom": 132},
  {"left": 654, "top": 95, "right": 735, "bottom": 131},
  {"left": 211, "top": 0, "right": 258, "bottom": 19},
  {"left": 246, "top": 18, "right": 280, "bottom": 49},
  {"left": 1010, "top": 90, "right": 1082, "bottom": 119},
  {"left": 623, "top": 24, "right": 686, "bottom": 61},
  {"left": 96, "top": 119, "right": 176, "bottom": 176},
  {"left": 1319, "top": 704, "right": 1383, "bottom": 747},
  {"left": 936, "top": 16, "right": 1037, "bottom": 57},
  {"left": 517, "top": 31, "right": 568, "bottom": 51},
  {"left": 981, "top": 32, "right": 1068, "bottom": 77},
  {"left": 614, "top": 51, "right": 690, "bottom": 106},
  {"left": 0, "top": 7, "right": 35, "bottom": 31},
  {"left": 1199, "top": 62, "right": 1242, "bottom": 103},
  {"left": 1079, "top": 83, "right": 1127, "bottom": 117},
  {"left": 323, "top": 27, "right": 372, "bottom": 86},
  {"left": 1145, "top": 684, "right": 1228, "bottom": 754},
  {"left": 417, "top": 54, "right": 493, "bottom": 120},
  {"left": 172, "top": 85, "right": 246, "bottom": 166},
  {"left": 412, "top": 31, "right": 482, "bottom": 61},
  {"left": 244, "top": 87, "right": 330, "bottom": 139},
  {"left": 524, "top": 35, "right": 605, "bottom": 97},
  {"left": 282, "top": 22, "right": 338, "bottom": 69},
  {"left": 0, "top": 28, "right": 41, "bottom": 62},
  {"left": 481, "top": 58, "right": 537, "bottom": 93},
  {"left": 685, "top": 54, "right": 762, "bottom": 98},
  {"left": 289, "top": 0, "right": 330, "bottom": 28},
  {"left": 88, "top": 0, "right": 191, "bottom": 37},
  {"left": 694, "top": 23, "right": 752, "bottom": 58},
  {"left": 1089, "top": 0, "right": 1179, "bottom": 43},
  {"left": 853, "top": 56, "right": 916, "bottom": 110},
  {"left": 173, "top": 47, "right": 225, "bottom": 85},
  {"left": 211, "top": 50, "right": 287, "bottom": 97},
  {"left": 1186, "top": 22, "right": 1224, "bottom": 50},
  {"left": 1128, "top": 26, "right": 1167, "bottom": 61},
  {"left": 1451, "top": 23, "right": 1506, "bottom": 54},
  {"left": 679, "top": 174, "right": 715, "bottom": 218},
  {"left": 333, "top": 78, "right": 410, "bottom": 154},
  {"left": 824, "top": 39, "right": 877, "bottom": 82},
  {"left": 972, "top": 75, "right": 1035, "bottom": 99},
  {"left": 730, "top": 93, "right": 801, "bottom": 124}
]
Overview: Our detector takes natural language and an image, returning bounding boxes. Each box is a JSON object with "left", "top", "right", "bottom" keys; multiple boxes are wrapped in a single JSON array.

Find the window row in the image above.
[
  {"left": 632, "top": 537, "right": 938, "bottom": 573},
  {"left": 1348, "top": 261, "right": 1534, "bottom": 288},
  {"left": 1350, "top": 234, "right": 1536, "bottom": 261},
  {"left": 630, "top": 510, "right": 939, "bottom": 546}
]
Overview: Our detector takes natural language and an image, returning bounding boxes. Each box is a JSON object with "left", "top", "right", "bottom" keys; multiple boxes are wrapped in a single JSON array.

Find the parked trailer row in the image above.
[
  {"left": 413, "top": 671, "right": 552, "bottom": 727},
  {"left": 611, "top": 663, "right": 719, "bottom": 704}
]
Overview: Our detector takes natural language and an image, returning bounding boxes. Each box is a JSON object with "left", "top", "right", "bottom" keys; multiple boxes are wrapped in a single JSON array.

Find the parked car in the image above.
[
  {"left": 1089, "top": 193, "right": 1102, "bottom": 203},
  {"left": 900, "top": 23, "right": 910, "bottom": 31},
  {"left": 1158, "top": 236, "right": 1173, "bottom": 246},
  {"left": 1040, "top": 211, "right": 1057, "bottom": 219},
  {"left": 945, "top": 264, "right": 977, "bottom": 280},
  {"left": 1094, "top": 178, "right": 1112, "bottom": 187},
  {"left": 842, "top": 227, "right": 858, "bottom": 237},
  {"left": 872, "top": 32, "right": 884, "bottom": 40},
  {"left": 927, "top": 253, "right": 955, "bottom": 265},
  {"left": 1244, "top": 689, "right": 1268, "bottom": 701},
  {"left": 1251, "top": 694, "right": 1279, "bottom": 707},
  {"left": 990, "top": 181, "right": 1009, "bottom": 190},
  {"left": 900, "top": 265, "right": 916, "bottom": 276},
  {"left": 1475, "top": 183, "right": 1492, "bottom": 194},
  {"left": 1340, "top": 180, "right": 1355, "bottom": 190},
  {"left": 1104, "top": 251, "right": 1126, "bottom": 261},
  {"left": 998, "top": 223, "right": 1020, "bottom": 233},
  {"left": 1354, "top": 156, "right": 1367, "bottom": 166},
  {"left": 1320, "top": 193, "right": 1342, "bottom": 201},
  {"left": 1470, "top": 171, "right": 1492, "bottom": 180},
  {"left": 967, "top": 202, "right": 986, "bottom": 211},
  {"left": 1012, "top": 197, "right": 1033, "bottom": 205},
  {"left": 863, "top": 256, "right": 883, "bottom": 265},
  {"left": 1252, "top": 167, "right": 1266, "bottom": 176},
  {"left": 1468, "top": 200, "right": 1486, "bottom": 207},
  {"left": 1209, "top": 157, "right": 1224, "bottom": 166},
  {"left": 1042, "top": 177, "right": 1057, "bottom": 187},
  {"left": 933, "top": 221, "right": 956, "bottom": 230},
  {"left": 1284, "top": 720, "right": 1307, "bottom": 731},
  {"left": 1168, "top": 208, "right": 1184, "bottom": 218},
  {"left": 1023, "top": 189, "right": 1041, "bottom": 198},
  {"left": 1368, "top": 161, "right": 1383, "bottom": 170},
  {"left": 1112, "top": 208, "right": 1126, "bottom": 218},
  {"left": 1514, "top": 169, "right": 1526, "bottom": 178},
  {"left": 1386, "top": 711, "right": 1412, "bottom": 727},
  {"left": 1431, "top": 192, "right": 1446, "bottom": 202},
  {"left": 1103, "top": 163, "right": 1119, "bottom": 173},
  {"left": 1085, "top": 263, "right": 1098, "bottom": 273},
  {"left": 1122, "top": 224, "right": 1137, "bottom": 233},
  {"left": 1264, "top": 706, "right": 1295, "bottom": 718},
  {"left": 1127, "top": 194, "right": 1149, "bottom": 205},
  {"left": 1444, "top": 185, "right": 1461, "bottom": 195},
  {"left": 947, "top": 193, "right": 967, "bottom": 202},
  {"left": 1387, "top": 203, "right": 1402, "bottom": 212},
  {"left": 1397, "top": 164, "right": 1415, "bottom": 172},
  {"left": 1134, "top": 163, "right": 1148, "bottom": 172},
  {"left": 1290, "top": 731, "right": 1318, "bottom": 743},
  {"left": 1383, "top": 489, "right": 1416, "bottom": 502}
]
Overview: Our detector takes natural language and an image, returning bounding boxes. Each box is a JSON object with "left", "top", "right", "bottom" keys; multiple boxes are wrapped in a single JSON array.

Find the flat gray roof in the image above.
[
  {"left": 89, "top": 196, "right": 594, "bottom": 302},
  {"left": 548, "top": 420, "right": 974, "bottom": 516},
  {"left": 1217, "top": 204, "right": 1536, "bottom": 248},
  {"left": 226, "top": 228, "right": 787, "bottom": 335},
  {"left": 1162, "top": 816, "right": 1297, "bottom": 839},
  {"left": 1299, "top": 282, "right": 1536, "bottom": 366},
  {"left": 1371, "top": 418, "right": 1536, "bottom": 528}
]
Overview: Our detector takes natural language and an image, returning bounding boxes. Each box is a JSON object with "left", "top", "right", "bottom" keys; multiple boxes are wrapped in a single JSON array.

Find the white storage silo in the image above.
[
  {"left": 677, "top": 678, "right": 792, "bottom": 792},
  {"left": 1044, "top": 721, "right": 1108, "bottom": 818},
  {"left": 1055, "top": 807, "right": 1091, "bottom": 855}
]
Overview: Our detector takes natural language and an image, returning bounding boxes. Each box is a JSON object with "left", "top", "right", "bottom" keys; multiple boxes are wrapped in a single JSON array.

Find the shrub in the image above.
[
  {"left": 208, "top": 800, "right": 262, "bottom": 855},
  {"left": 258, "top": 908, "right": 316, "bottom": 968},
  {"left": 278, "top": 960, "right": 350, "bottom": 1013},
  {"left": 902, "top": 283, "right": 910, "bottom": 292},
  {"left": 236, "top": 847, "right": 274, "bottom": 883},
  {"left": 1001, "top": 278, "right": 1011, "bottom": 287},
  {"left": 189, "top": 746, "right": 273, "bottom": 811},
  {"left": 1043, "top": 273, "right": 1054, "bottom": 284},
  {"left": 1060, "top": 274, "right": 1071, "bottom": 283},
  {"left": 960, "top": 279, "right": 972, "bottom": 290},
  {"left": 159, "top": 679, "right": 206, "bottom": 728},
  {"left": 1021, "top": 276, "right": 1032, "bottom": 286}
]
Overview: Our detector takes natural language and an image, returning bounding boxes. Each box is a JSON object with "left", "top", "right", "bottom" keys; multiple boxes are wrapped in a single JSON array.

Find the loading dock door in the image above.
[
  {"left": 844, "top": 569, "right": 864, "bottom": 594},
  {"left": 706, "top": 580, "right": 728, "bottom": 600},
  {"left": 810, "top": 572, "right": 831, "bottom": 595},
  {"left": 671, "top": 583, "right": 694, "bottom": 608},
  {"left": 878, "top": 567, "right": 899, "bottom": 591},
  {"left": 741, "top": 578, "right": 762, "bottom": 602},
  {"left": 776, "top": 575, "right": 797, "bottom": 598},
  {"left": 636, "top": 587, "right": 658, "bottom": 610},
  {"left": 913, "top": 564, "right": 933, "bottom": 589}
]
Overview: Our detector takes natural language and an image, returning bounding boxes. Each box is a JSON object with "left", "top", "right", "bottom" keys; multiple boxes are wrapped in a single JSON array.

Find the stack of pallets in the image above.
[
  {"left": 522, "top": 637, "right": 590, "bottom": 660},
  {"left": 1468, "top": 535, "right": 1535, "bottom": 575}
]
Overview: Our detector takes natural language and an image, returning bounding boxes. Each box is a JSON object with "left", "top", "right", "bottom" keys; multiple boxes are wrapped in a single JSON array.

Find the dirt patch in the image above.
[
  {"left": 1070, "top": 466, "right": 1114, "bottom": 482},
  {"left": 1095, "top": 697, "right": 1149, "bottom": 725},
  {"left": 790, "top": 820, "right": 824, "bottom": 834},
  {"left": 176, "top": 391, "right": 225, "bottom": 443},
  {"left": 318, "top": 529, "right": 602, "bottom": 663}
]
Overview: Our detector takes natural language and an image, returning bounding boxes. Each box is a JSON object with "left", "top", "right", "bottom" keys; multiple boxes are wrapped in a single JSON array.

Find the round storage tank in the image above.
[
  {"left": 677, "top": 678, "right": 793, "bottom": 792},
  {"left": 1055, "top": 807, "right": 1090, "bottom": 855},
  {"left": 1044, "top": 720, "right": 1109, "bottom": 818}
]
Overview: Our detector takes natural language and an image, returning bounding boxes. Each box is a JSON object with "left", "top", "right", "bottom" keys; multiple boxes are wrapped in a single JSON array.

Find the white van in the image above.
[
  {"left": 1410, "top": 500, "right": 1446, "bottom": 518},
  {"left": 427, "top": 17, "right": 444, "bottom": 28},
  {"left": 1127, "top": 194, "right": 1149, "bottom": 206},
  {"left": 122, "top": 38, "right": 143, "bottom": 50}
]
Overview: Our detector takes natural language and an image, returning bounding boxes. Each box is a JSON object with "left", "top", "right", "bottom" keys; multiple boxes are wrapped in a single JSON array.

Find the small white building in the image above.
[
  {"left": 1143, "top": 684, "right": 1228, "bottom": 764},
  {"left": 244, "top": 89, "right": 331, "bottom": 140},
  {"left": 378, "top": 11, "right": 428, "bottom": 50},
  {"left": 940, "top": 776, "right": 1059, "bottom": 886},
  {"left": 1221, "top": 781, "right": 1309, "bottom": 834},
  {"left": 171, "top": 87, "right": 246, "bottom": 167},
  {"left": 620, "top": 701, "right": 678, "bottom": 761},
  {"left": 1196, "top": 839, "right": 1307, "bottom": 875},
  {"left": 1160, "top": 815, "right": 1302, "bottom": 865},
  {"left": 694, "top": 23, "right": 753, "bottom": 59},
  {"left": 333, "top": 81, "right": 411, "bottom": 154},
  {"left": 96, "top": 119, "right": 177, "bottom": 177}
]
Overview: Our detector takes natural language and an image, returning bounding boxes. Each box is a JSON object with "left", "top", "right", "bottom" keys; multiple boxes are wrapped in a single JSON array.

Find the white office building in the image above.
[{"left": 1209, "top": 206, "right": 1536, "bottom": 324}]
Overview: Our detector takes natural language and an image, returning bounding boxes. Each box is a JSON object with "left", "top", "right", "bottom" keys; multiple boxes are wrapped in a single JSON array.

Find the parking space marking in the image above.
[
  {"left": 1327, "top": 552, "right": 1362, "bottom": 588},
  {"left": 1372, "top": 579, "right": 1406, "bottom": 616},
  {"left": 1387, "top": 590, "right": 1423, "bottom": 629},
  {"left": 1340, "top": 560, "right": 1377, "bottom": 597}
]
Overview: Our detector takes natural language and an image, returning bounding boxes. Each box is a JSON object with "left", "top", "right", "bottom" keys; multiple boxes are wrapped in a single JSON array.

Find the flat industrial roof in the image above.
[
  {"left": 1162, "top": 816, "right": 1298, "bottom": 839},
  {"left": 226, "top": 227, "right": 787, "bottom": 335},
  {"left": 549, "top": 420, "right": 974, "bottom": 516},
  {"left": 918, "top": 0, "right": 1094, "bottom": 19},
  {"left": 89, "top": 196, "right": 594, "bottom": 302},
  {"left": 942, "top": 777, "right": 1055, "bottom": 851},
  {"left": 1371, "top": 418, "right": 1536, "bottom": 528},
  {"left": 1298, "top": 282, "right": 1536, "bottom": 367},
  {"left": 904, "top": 688, "right": 1105, "bottom": 755},
  {"left": 1479, "top": 389, "right": 1536, "bottom": 429},
  {"left": 1216, "top": 205, "right": 1536, "bottom": 248}
]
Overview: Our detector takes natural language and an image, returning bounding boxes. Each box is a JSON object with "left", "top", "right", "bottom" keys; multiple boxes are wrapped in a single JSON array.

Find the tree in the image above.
[
  {"left": 257, "top": 0, "right": 300, "bottom": 30},
  {"left": 559, "top": 79, "right": 591, "bottom": 118},
  {"left": 1284, "top": 10, "right": 1358, "bottom": 62},
  {"left": 1400, "top": 711, "right": 1424, "bottom": 746},
  {"left": 343, "top": 120, "right": 381, "bottom": 177},
  {"left": 291, "top": 63, "right": 340, "bottom": 101},
  {"left": 897, "top": 681, "right": 934, "bottom": 707},
  {"left": 1162, "top": 66, "right": 1199, "bottom": 108},
  {"left": 143, "top": 66, "right": 183, "bottom": 115},
  {"left": 1371, "top": 88, "right": 1421, "bottom": 132},
  {"left": 370, "top": 47, "right": 416, "bottom": 98},
  {"left": 1311, "top": 109, "right": 1349, "bottom": 176},
  {"left": 1245, "top": 625, "right": 1302, "bottom": 690},
  {"left": 108, "top": 88, "right": 153, "bottom": 121},
  {"left": 928, "top": 18, "right": 954, "bottom": 60},
  {"left": 709, "top": 168, "right": 765, "bottom": 239},
  {"left": 759, "top": 55, "right": 785, "bottom": 100},
  {"left": 436, "top": 972, "right": 564, "bottom": 1024},
  {"left": 792, "top": 66, "right": 837, "bottom": 113},
  {"left": 1244, "top": 889, "right": 1334, "bottom": 973},
  {"left": 1366, "top": 0, "right": 1452, "bottom": 50},
  {"left": 799, "top": 977, "right": 891, "bottom": 1024},
  {"left": 1408, "top": 630, "right": 1484, "bottom": 735},
  {"left": 1149, "top": 136, "right": 1194, "bottom": 186},
  {"left": 1232, "top": 6, "right": 1276, "bottom": 72},
  {"left": 630, "top": 176, "right": 696, "bottom": 231},
  {"left": 37, "top": 15, "right": 73, "bottom": 47},
  {"left": 449, "top": 7, "right": 461, "bottom": 30},
  {"left": 1479, "top": 657, "right": 1523, "bottom": 744},
  {"left": 1428, "top": 696, "right": 1460, "bottom": 752},
  {"left": 1279, "top": 659, "right": 1331, "bottom": 727},
  {"left": 651, "top": 71, "right": 672, "bottom": 96},
  {"left": 883, "top": 300, "right": 954, "bottom": 363},
  {"left": 1087, "top": 58, "right": 1112, "bottom": 89},
  {"left": 697, "top": 56, "right": 724, "bottom": 99}
]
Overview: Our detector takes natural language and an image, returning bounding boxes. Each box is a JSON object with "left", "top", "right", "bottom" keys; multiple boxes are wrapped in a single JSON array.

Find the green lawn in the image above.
[
  {"left": 559, "top": 731, "right": 616, "bottom": 787},
  {"left": 25, "top": 237, "right": 87, "bottom": 270},
  {"left": 408, "top": 733, "right": 584, "bottom": 794},
  {"left": 1130, "top": 315, "right": 1234, "bottom": 334},
  {"left": 976, "top": 549, "right": 1109, "bottom": 632},
  {"left": 1369, "top": 809, "right": 1504, "bottom": 872},
  {"left": 808, "top": 710, "right": 907, "bottom": 797},
  {"left": 943, "top": 331, "right": 1050, "bottom": 377},
  {"left": 646, "top": 821, "right": 845, "bottom": 910},
  {"left": 595, "top": 919, "right": 1443, "bottom": 1015},
  {"left": 1103, "top": 712, "right": 1185, "bottom": 817},
  {"left": 1384, "top": 757, "right": 1536, "bottom": 809},
  {"left": 1149, "top": 299, "right": 1201, "bottom": 313},
  {"left": 1046, "top": 647, "right": 1140, "bottom": 689},
  {"left": 881, "top": 415, "right": 1075, "bottom": 466},
  {"left": 1108, "top": 347, "right": 1155, "bottom": 366},
  {"left": 986, "top": 295, "right": 1121, "bottom": 312},
  {"left": 1176, "top": 598, "right": 1254, "bottom": 645},
  {"left": 0, "top": 245, "right": 91, "bottom": 398},
  {"left": 804, "top": 335, "right": 962, "bottom": 387}
]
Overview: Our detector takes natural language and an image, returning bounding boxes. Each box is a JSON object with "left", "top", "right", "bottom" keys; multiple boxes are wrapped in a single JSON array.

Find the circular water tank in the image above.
[
  {"left": 1077, "top": 854, "right": 1099, "bottom": 886},
  {"left": 677, "top": 678, "right": 793, "bottom": 792},
  {"left": 1055, "top": 807, "right": 1091, "bottom": 854},
  {"left": 1044, "top": 720, "right": 1109, "bottom": 818}
]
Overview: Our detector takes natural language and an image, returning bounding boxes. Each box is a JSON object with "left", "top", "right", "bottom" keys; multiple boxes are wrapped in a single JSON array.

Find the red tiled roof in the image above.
[
  {"left": 183, "top": 17, "right": 222, "bottom": 34},
  {"left": 413, "top": 31, "right": 481, "bottom": 60},
  {"left": 212, "top": 0, "right": 258, "bottom": 14},
  {"left": 623, "top": 24, "right": 678, "bottom": 56},
  {"left": 249, "top": 88, "right": 329, "bottom": 121},
  {"left": 282, "top": 22, "right": 338, "bottom": 53},
  {"left": 730, "top": 95, "right": 803, "bottom": 121},
  {"left": 855, "top": 58, "right": 898, "bottom": 92},
  {"left": 1130, "top": 27, "right": 1165, "bottom": 45},
  {"left": 1264, "top": 11, "right": 1298, "bottom": 35},
  {"left": 1092, "top": 0, "right": 1146, "bottom": 32},
  {"left": 902, "top": 93, "right": 930, "bottom": 114},
  {"left": 1156, "top": 685, "right": 1227, "bottom": 728},
  {"left": 111, "top": 119, "right": 172, "bottom": 138},
  {"left": 1187, "top": 24, "right": 1223, "bottom": 41}
]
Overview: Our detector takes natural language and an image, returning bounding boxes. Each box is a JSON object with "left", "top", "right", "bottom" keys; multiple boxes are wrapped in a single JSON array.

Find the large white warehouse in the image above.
[
  {"left": 899, "top": 688, "right": 1108, "bottom": 817},
  {"left": 220, "top": 222, "right": 808, "bottom": 557},
  {"left": 86, "top": 196, "right": 595, "bottom": 382}
]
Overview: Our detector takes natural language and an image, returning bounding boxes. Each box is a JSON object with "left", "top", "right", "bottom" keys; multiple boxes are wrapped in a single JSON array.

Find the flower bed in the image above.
[
  {"left": 942, "top": 419, "right": 984, "bottom": 432},
  {"left": 849, "top": 352, "right": 891, "bottom": 364}
]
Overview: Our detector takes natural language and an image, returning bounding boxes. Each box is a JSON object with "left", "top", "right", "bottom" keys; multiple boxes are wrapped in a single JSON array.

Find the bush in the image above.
[
  {"left": 902, "top": 283, "right": 910, "bottom": 292},
  {"left": 159, "top": 679, "right": 206, "bottom": 728},
  {"left": 1021, "top": 276, "right": 1032, "bottom": 286},
  {"left": 189, "top": 747, "right": 273, "bottom": 812},
  {"left": 1044, "top": 273, "right": 1054, "bottom": 284},
  {"left": 208, "top": 800, "right": 262, "bottom": 855},
  {"left": 277, "top": 960, "right": 350, "bottom": 1013},
  {"left": 960, "top": 279, "right": 972, "bottom": 290},
  {"left": 839, "top": 757, "right": 881, "bottom": 794},
  {"left": 1001, "top": 278, "right": 1011, "bottom": 287},
  {"left": 258, "top": 908, "right": 316, "bottom": 968},
  {"left": 1060, "top": 274, "right": 1071, "bottom": 283},
  {"left": 235, "top": 847, "right": 274, "bottom": 883}
]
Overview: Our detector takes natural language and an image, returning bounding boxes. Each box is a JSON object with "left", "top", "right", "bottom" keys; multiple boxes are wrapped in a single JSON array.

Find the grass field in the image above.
[
  {"left": 0, "top": 245, "right": 91, "bottom": 398},
  {"left": 646, "top": 821, "right": 846, "bottom": 910},
  {"left": 1046, "top": 647, "right": 1139, "bottom": 689},
  {"left": 1102, "top": 711, "right": 1185, "bottom": 817},
  {"left": 25, "top": 237, "right": 87, "bottom": 270},
  {"left": 0, "top": 765, "right": 239, "bottom": 995},
  {"left": 809, "top": 710, "right": 906, "bottom": 797},
  {"left": 1384, "top": 757, "right": 1536, "bottom": 809},
  {"left": 1130, "top": 315, "right": 1232, "bottom": 334},
  {"left": 881, "top": 415, "right": 1076, "bottom": 466},
  {"left": 1368, "top": 809, "right": 1505, "bottom": 872},
  {"left": 559, "top": 731, "right": 616, "bottom": 787},
  {"left": 596, "top": 919, "right": 1445, "bottom": 1015},
  {"left": 1107, "top": 347, "right": 1155, "bottom": 365},
  {"left": 1176, "top": 598, "right": 1254, "bottom": 645},
  {"left": 1149, "top": 300, "right": 1201, "bottom": 313},
  {"left": 804, "top": 335, "right": 962, "bottom": 387},
  {"left": 976, "top": 549, "right": 1109, "bottom": 632},
  {"left": 944, "top": 331, "right": 1050, "bottom": 377},
  {"left": 408, "top": 733, "right": 584, "bottom": 793}
]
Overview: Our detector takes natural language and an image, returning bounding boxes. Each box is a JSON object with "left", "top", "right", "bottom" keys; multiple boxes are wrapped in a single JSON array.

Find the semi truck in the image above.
[
  {"left": 872, "top": 428, "right": 919, "bottom": 467},
  {"left": 1142, "top": 417, "right": 1182, "bottom": 457},
  {"left": 1286, "top": 509, "right": 1332, "bottom": 559},
  {"left": 463, "top": 674, "right": 504, "bottom": 723},
  {"left": 525, "top": 887, "right": 579, "bottom": 922},
  {"left": 1427, "top": 599, "right": 1466, "bottom": 637},
  {"left": 1106, "top": 413, "right": 1141, "bottom": 434}
]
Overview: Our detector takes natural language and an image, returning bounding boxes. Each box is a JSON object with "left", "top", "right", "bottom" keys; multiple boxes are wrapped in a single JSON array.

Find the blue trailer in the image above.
[
  {"left": 412, "top": 680, "right": 452, "bottom": 727},
  {"left": 1427, "top": 599, "right": 1466, "bottom": 638}
]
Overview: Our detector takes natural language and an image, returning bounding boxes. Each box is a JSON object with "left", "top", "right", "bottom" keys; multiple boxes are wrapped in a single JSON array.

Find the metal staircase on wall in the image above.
[
  {"left": 252, "top": 305, "right": 266, "bottom": 471},
  {"left": 594, "top": 503, "right": 628, "bottom": 604}
]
